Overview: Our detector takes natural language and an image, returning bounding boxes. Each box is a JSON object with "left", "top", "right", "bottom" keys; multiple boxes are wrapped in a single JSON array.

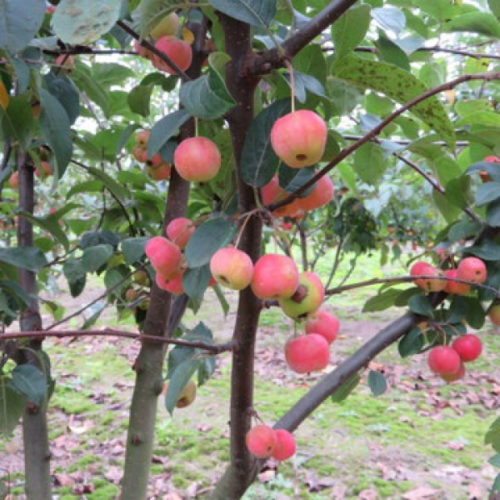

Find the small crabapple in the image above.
[
  {"left": 245, "top": 425, "right": 277, "bottom": 458},
  {"left": 443, "top": 269, "right": 470, "bottom": 295},
  {"left": 427, "top": 346, "right": 461, "bottom": 375},
  {"left": 305, "top": 308, "right": 340, "bottom": 344},
  {"left": 250, "top": 254, "right": 299, "bottom": 299},
  {"left": 456, "top": 257, "right": 487, "bottom": 284},
  {"left": 209, "top": 247, "right": 254, "bottom": 290},
  {"left": 272, "top": 429, "right": 296, "bottom": 461},
  {"left": 173, "top": 136, "right": 221, "bottom": 182},
  {"left": 166, "top": 217, "right": 195, "bottom": 249},
  {"left": 452, "top": 334, "right": 482, "bottom": 362},
  {"left": 285, "top": 334, "right": 330, "bottom": 373},
  {"left": 145, "top": 236, "right": 182, "bottom": 278},
  {"left": 278, "top": 271, "right": 325, "bottom": 320}
]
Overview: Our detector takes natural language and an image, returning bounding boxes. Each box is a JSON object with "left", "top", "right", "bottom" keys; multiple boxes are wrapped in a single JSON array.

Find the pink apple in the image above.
[
  {"left": 305, "top": 308, "right": 340, "bottom": 344},
  {"left": 155, "top": 270, "right": 184, "bottom": 295},
  {"left": 296, "top": 174, "right": 334, "bottom": 211},
  {"left": 209, "top": 247, "right": 254, "bottom": 290},
  {"left": 145, "top": 236, "right": 182, "bottom": 278},
  {"left": 443, "top": 269, "right": 470, "bottom": 295},
  {"left": 148, "top": 163, "right": 171, "bottom": 180},
  {"left": 166, "top": 217, "right": 195, "bottom": 249},
  {"left": 427, "top": 346, "right": 461, "bottom": 375},
  {"left": 285, "top": 333, "right": 330, "bottom": 373},
  {"left": 246, "top": 425, "right": 277, "bottom": 458},
  {"left": 456, "top": 257, "right": 487, "bottom": 284},
  {"left": 440, "top": 362, "right": 465, "bottom": 382},
  {"left": 250, "top": 254, "right": 299, "bottom": 299},
  {"left": 452, "top": 334, "right": 482, "bottom": 362},
  {"left": 409, "top": 262, "right": 446, "bottom": 292},
  {"left": 272, "top": 429, "right": 296, "bottom": 461},
  {"left": 270, "top": 110, "right": 327, "bottom": 168},
  {"left": 173, "top": 136, "right": 221, "bottom": 182},
  {"left": 153, "top": 36, "right": 192, "bottom": 74}
]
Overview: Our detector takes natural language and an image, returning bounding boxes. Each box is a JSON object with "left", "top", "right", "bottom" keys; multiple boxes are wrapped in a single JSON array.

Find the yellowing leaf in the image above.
[{"left": 0, "top": 81, "right": 9, "bottom": 110}]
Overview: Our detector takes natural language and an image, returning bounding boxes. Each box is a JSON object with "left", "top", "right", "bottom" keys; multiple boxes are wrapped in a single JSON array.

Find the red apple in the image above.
[
  {"left": 209, "top": 247, "right": 254, "bottom": 290},
  {"left": 135, "top": 130, "right": 150, "bottom": 147},
  {"left": 452, "top": 334, "right": 482, "bottom": 362},
  {"left": 279, "top": 271, "right": 325, "bottom": 320},
  {"left": 8, "top": 172, "right": 18, "bottom": 188},
  {"left": 272, "top": 429, "right": 296, "bottom": 461},
  {"left": 427, "top": 346, "right": 461, "bottom": 375},
  {"left": 155, "top": 270, "right": 184, "bottom": 295},
  {"left": 35, "top": 161, "right": 52, "bottom": 178},
  {"left": 250, "top": 254, "right": 299, "bottom": 299},
  {"left": 246, "top": 425, "right": 277, "bottom": 458},
  {"left": 443, "top": 269, "right": 470, "bottom": 295},
  {"left": 133, "top": 145, "right": 148, "bottom": 163},
  {"left": 145, "top": 236, "right": 182, "bottom": 278},
  {"left": 456, "top": 257, "right": 487, "bottom": 284},
  {"left": 270, "top": 110, "right": 327, "bottom": 168},
  {"left": 173, "top": 136, "right": 221, "bottom": 182},
  {"left": 305, "top": 308, "right": 340, "bottom": 344},
  {"left": 285, "top": 334, "right": 330, "bottom": 373},
  {"left": 148, "top": 163, "right": 171, "bottom": 180},
  {"left": 153, "top": 36, "right": 192, "bottom": 74},
  {"left": 166, "top": 217, "right": 195, "bottom": 249}
]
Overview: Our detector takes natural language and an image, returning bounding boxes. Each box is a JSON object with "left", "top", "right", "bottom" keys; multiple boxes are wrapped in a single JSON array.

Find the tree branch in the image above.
[
  {"left": 1, "top": 328, "right": 234, "bottom": 353},
  {"left": 268, "top": 72, "right": 500, "bottom": 212},
  {"left": 342, "top": 135, "right": 469, "bottom": 147},
  {"left": 245, "top": 0, "right": 359, "bottom": 75}
]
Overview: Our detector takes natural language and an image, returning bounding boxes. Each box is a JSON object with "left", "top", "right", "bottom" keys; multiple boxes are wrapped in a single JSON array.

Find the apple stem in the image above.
[
  {"left": 194, "top": 117, "right": 199, "bottom": 137},
  {"left": 234, "top": 209, "right": 258, "bottom": 248},
  {"left": 284, "top": 59, "right": 296, "bottom": 113}
]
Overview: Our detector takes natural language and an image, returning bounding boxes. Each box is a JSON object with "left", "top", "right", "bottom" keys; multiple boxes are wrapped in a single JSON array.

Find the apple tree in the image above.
[{"left": 0, "top": 0, "right": 499, "bottom": 498}]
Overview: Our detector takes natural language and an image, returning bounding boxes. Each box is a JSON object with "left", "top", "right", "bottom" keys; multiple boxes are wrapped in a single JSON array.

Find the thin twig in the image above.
[
  {"left": 342, "top": 135, "right": 469, "bottom": 147},
  {"left": 1, "top": 328, "right": 235, "bottom": 353},
  {"left": 326, "top": 274, "right": 500, "bottom": 297}
]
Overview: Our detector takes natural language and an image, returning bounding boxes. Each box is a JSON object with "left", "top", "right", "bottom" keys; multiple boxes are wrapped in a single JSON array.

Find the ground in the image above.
[{"left": 0, "top": 254, "right": 499, "bottom": 499}]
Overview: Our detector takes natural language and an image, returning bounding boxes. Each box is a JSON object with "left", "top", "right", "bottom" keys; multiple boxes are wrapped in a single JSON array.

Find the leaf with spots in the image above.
[{"left": 332, "top": 55, "right": 455, "bottom": 146}]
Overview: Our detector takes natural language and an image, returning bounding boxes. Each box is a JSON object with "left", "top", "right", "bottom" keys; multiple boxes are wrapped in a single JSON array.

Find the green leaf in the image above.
[
  {"left": 0, "top": 247, "right": 47, "bottom": 272},
  {"left": 487, "top": 200, "right": 500, "bottom": 227},
  {"left": 81, "top": 244, "right": 113, "bottom": 272},
  {"left": 39, "top": 88, "right": 73, "bottom": 178},
  {"left": 371, "top": 6, "right": 406, "bottom": 34},
  {"left": 332, "top": 4, "right": 371, "bottom": 59},
  {"left": 127, "top": 85, "right": 152, "bottom": 118},
  {"left": 368, "top": 370, "right": 387, "bottom": 396},
  {"left": 52, "top": 0, "right": 122, "bottom": 45},
  {"left": 332, "top": 55, "right": 455, "bottom": 145},
  {"left": 183, "top": 265, "right": 211, "bottom": 300},
  {"left": 121, "top": 237, "right": 148, "bottom": 265},
  {"left": 398, "top": 327, "right": 425, "bottom": 357},
  {"left": 9, "top": 365, "right": 47, "bottom": 405},
  {"left": 0, "top": 0, "right": 45, "bottom": 53},
  {"left": 353, "top": 142, "right": 386, "bottom": 185},
  {"left": 179, "top": 73, "right": 235, "bottom": 120},
  {"left": 213, "top": 284, "right": 229, "bottom": 316},
  {"left": 241, "top": 99, "right": 290, "bottom": 187},
  {"left": 185, "top": 217, "right": 237, "bottom": 268},
  {"left": 450, "top": 296, "right": 485, "bottom": 329},
  {"left": 148, "top": 109, "right": 191, "bottom": 158},
  {"left": 489, "top": 0, "right": 500, "bottom": 19},
  {"left": 444, "top": 12, "right": 500, "bottom": 37},
  {"left": 490, "top": 454, "right": 500, "bottom": 468},
  {"left": 467, "top": 240, "right": 500, "bottom": 261},
  {"left": 165, "top": 359, "right": 199, "bottom": 415},
  {"left": 44, "top": 73, "right": 80, "bottom": 125},
  {"left": 63, "top": 259, "right": 86, "bottom": 297},
  {"left": 485, "top": 417, "right": 500, "bottom": 452},
  {"left": 86, "top": 166, "right": 128, "bottom": 202},
  {"left": 0, "top": 96, "right": 34, "bottom": 148},
  {"left": 375, "top": 32, "right": 410, "bottom": 71},
  {"left": 475, "top": 182, "right": 500, "bottom": 207},
  {"left": 279, "top": 166, "right": 316, "bottom": 196},
  {"left": 0, "top": 376, "right": 25, "bottom": 436},
  {"left": 448, "top": 220, "right": 482, "bottom": 243},
  {"left": 408, "top": 295, "right": 434, "bottom": 318},
  {"left": 331, "top": 373, "right": 360, "bottom": 403},
  {"left": 17, "top": 211, "right": 70, "bottom": 251},
  {"left": 492, "top": 473, "right": 500, "bottom": 493},
  {"left": 0, "top": 279, "right": 32, "bottom": 308},
  {"left": 363, "top": 288, "right": 402, "bottom": 312},
  {"left": 208, "top": 0, "right": 276, "bottom": 27}
]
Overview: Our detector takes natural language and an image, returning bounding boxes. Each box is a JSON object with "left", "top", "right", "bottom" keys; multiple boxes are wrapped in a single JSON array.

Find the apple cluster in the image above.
[
  {"left": 246, "top": 425, "right": 296, "bottom": 461},
  {"left": 145, "top": 217, "right": 197, "bottom": 295},
  {"left": 427, "top": 334, "right": 482, "bottom": 382},
  {"left": 410, "top": 256, "right": 487, "bottom": 294},
  {"left": 133, "top": 130, "right": 172, "bottom": 181}
]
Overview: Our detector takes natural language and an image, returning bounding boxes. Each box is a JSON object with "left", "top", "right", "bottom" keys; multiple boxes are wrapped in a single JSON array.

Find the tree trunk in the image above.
[{"left": 17, "top": 153, "right": 52, "bottom": 500}]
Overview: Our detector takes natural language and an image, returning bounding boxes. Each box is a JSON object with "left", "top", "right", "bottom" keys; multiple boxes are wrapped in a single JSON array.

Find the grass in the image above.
[{"left": 1, "top": 251, "right": 498, "bottom": 499}]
